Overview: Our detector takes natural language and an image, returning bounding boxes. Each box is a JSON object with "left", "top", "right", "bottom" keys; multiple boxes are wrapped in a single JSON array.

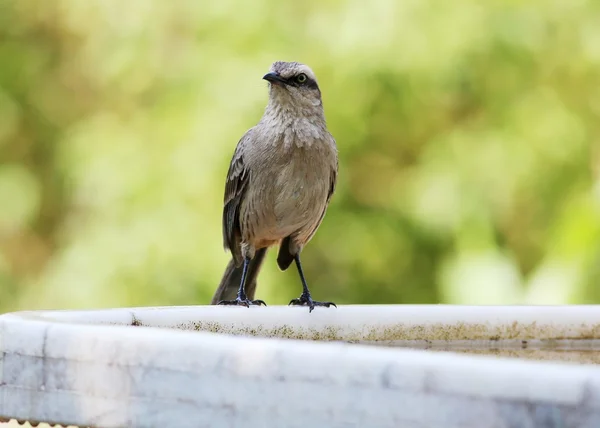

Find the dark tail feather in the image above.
[
  {"left": 210, "top": 248, "right": 268, "bottom": 304},
  {"left": 277, "top": 236, "right": 294, "bottom": 271}
]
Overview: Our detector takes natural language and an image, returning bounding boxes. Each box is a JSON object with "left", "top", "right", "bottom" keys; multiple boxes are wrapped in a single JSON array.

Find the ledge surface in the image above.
[
  {"left": 9, "top": 304, "right": 600, "bottom": 345},
  {"left": 1, "top": 305, "right": 600, "bottom": 427}
]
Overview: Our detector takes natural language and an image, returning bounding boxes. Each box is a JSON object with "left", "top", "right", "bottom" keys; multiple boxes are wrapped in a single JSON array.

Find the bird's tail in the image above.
[{"left": 210, "top": 248, "right": 268, "bottom": 304}]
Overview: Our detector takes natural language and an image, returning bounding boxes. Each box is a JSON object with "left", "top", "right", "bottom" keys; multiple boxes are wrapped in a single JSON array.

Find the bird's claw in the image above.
[
  {"left": 289, "top": 294, "right": 337, "bottom": 313},
  {"left": 217, "top": 298, "right": 266, "bottom": 307}
]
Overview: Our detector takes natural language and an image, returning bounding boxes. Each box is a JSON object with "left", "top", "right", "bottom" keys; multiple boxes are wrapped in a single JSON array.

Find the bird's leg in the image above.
[
  {"left": 289, "top": 254, "right": 336, "bottom": 313},
  {"left": 217, "top": 256, "right": 266, "bottom": 307}
]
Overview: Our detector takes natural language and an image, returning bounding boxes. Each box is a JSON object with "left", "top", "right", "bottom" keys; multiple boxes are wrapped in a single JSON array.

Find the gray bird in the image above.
[{"left": 210, "top": 61, "right": 338, "bottom": 312}]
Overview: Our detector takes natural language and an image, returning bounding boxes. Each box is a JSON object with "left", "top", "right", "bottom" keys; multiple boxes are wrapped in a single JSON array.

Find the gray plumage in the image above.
[{"left": 211, "top": 61, "right": 338, "bottom": 311}]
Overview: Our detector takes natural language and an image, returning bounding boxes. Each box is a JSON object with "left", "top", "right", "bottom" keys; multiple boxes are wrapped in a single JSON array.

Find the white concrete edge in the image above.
[
  {"left": 2, "top": 315, "right": 600, "bottom": 403},
  {"left": 2, "top": 306, "right": 600, "bottom": 426},
  {"left": 6, "top": 304, "right": 600, "bottom": 343}
]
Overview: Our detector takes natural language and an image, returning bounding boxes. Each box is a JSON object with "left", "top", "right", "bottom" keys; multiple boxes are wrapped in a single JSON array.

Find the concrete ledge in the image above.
[
  {"left": 1, "top": 305, "right": 600, "bottom": 427},
  {"left": 10, "top": 304, "right": 600, "bottom": 346}
]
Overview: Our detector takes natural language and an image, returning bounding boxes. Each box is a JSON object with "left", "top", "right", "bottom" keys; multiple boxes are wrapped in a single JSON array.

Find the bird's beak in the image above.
[{"left": 262, "top": 71, "right": 287, "bottom": 85}]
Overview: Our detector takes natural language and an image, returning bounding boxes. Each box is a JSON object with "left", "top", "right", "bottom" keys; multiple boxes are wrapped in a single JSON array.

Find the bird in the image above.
[{"left": 210, "top": 61, "right": 338, "bottom": 313}]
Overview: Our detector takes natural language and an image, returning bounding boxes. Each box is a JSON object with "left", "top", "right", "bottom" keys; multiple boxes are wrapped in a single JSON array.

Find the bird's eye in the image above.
[{"left": 296, "top": 73, "right": 308, "bottom": 84}]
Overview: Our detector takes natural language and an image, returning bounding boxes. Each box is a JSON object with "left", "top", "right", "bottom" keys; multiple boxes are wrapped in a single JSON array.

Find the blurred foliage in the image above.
[{"left": 1, "top": 0, "right": 599, "bottom": 312}]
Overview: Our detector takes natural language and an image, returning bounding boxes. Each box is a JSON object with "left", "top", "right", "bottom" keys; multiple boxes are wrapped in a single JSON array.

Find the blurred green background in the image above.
[{"left": 1, "top": 0, "right": 599, "bottom": 313}]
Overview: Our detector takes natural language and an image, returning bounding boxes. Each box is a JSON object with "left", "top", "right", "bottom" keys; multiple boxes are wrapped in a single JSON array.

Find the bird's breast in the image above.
[
  {"left": 241, "top": 132, "right": 335, "bottom": 244},
  {"left": 272, "top": 149, "right": 329, "bottom": 221}
]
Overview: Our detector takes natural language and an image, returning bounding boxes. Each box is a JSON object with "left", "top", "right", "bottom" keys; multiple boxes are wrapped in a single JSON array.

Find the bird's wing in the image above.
[
  {"left": 326, "top": 153, "right": 338, "bottom": 205},
  {"left": 222, "top": 130, "right": 253, "bottom": 265}
]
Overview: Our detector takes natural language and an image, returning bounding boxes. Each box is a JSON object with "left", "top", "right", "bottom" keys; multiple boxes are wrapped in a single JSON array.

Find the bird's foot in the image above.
[
  {"left": 289, "top": 293, "right": 336, "bottom": 313},
  {"left": 217, "top": 297, "right": 266, "bottom": 308}
]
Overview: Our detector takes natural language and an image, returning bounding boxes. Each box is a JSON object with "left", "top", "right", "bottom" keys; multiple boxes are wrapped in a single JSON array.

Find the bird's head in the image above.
[{"left": 263, "top": 61, "right": 323, "bottom": 113}]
